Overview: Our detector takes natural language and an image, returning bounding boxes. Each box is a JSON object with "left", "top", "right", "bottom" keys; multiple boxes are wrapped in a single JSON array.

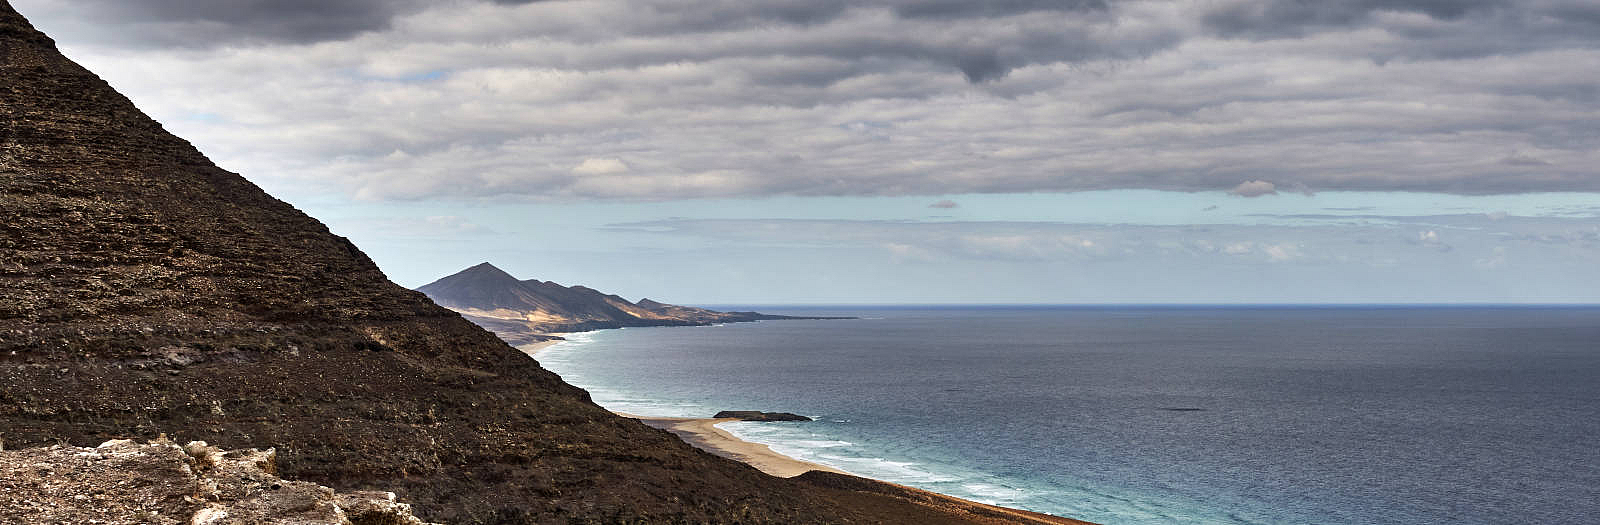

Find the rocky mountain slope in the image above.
[
  {"left": 418, "top": 262, "right": 836, "bottom": 344},
  {"left": 0, "top": 3, "right": 1087, "bottom": 523}
]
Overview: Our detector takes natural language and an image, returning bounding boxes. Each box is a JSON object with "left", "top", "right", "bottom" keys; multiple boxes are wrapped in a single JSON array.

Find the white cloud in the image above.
[
  {"left": 338, "top": 215, "right": 494, "bottom": 238},
  {"left": 1263, "top": 243, "right": 1302, "bottom": 262},
  {"left": 572, "top": 158, "right": 630, "bottom": 175},
  {"left": 1228, "top": 180, "right": 1278, "bottom": 198},
  {"left": 1415, "top": 229, "right": 1452, "bottom": 252}
]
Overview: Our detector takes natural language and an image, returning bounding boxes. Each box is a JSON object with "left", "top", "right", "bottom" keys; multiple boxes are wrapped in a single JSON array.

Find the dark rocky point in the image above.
[
  {"left": 0, "top": 2, "right": 1088, "bottom": 523},
  {"left": 715, "top": 411, "right": 815, "bottom": 422}
]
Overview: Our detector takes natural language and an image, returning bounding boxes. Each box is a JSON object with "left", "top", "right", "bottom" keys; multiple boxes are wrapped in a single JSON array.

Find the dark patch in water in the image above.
[{"left": 1158, "top": 407, "right": 1207, "bottom": 412}]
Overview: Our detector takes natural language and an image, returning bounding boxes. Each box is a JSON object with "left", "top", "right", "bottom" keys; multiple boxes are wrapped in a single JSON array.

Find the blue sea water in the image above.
[{"left": 535, "top": 306, "right": 1600, "bottom": 524}]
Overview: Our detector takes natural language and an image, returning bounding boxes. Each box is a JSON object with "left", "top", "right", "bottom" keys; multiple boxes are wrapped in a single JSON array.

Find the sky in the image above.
[{"left": 13, "top": 0, "right": 1600, "bottom": 304}]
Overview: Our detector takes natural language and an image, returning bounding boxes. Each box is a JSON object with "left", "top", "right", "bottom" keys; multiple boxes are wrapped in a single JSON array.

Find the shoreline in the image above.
[
  {"left": 520, "top": 337, "right": 846, "bottom": 478},
  {"left": 516, "top": 331, "right": 1093, "bottom": 524},
  {"left": 616, "top": 412, "right": 849, "bottom": 478},
  {"left": 515, "top": 333, "right": 573, "bottom": 357}
]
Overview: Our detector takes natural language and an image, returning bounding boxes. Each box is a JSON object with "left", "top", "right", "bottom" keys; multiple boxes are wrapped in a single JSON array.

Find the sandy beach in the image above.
[
  {"left": 514, "top": 334, "right": 571, "bottom": 356},
  {"left": 618, "top": 412, "right": 848, "bottom": 478},
  {"left": 619, "top": 413, "right": 1091, "bottom": 524}
]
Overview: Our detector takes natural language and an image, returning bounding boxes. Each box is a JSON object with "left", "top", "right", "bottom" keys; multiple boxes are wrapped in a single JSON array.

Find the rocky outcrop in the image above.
[
  {"left": 417, "top": 262, "right": 850, "bottom": 343},
  {"left": 714, "top": 411, "right": 814, "bottom": 422},
  {"left": 0, "top": 439, "right": 435, "bottom": 525}
]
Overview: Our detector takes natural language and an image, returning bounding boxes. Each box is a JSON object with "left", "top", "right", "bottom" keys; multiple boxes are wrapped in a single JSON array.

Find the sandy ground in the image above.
[
  {"left": 617, "top": 412, "right": 848, "bottom": 478},
  {"left": 514, "top": 334, "right": 571, "bottom": 356}
]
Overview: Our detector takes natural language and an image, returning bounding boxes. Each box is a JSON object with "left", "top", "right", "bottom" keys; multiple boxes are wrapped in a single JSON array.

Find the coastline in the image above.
[
  {"left": 617, "top": 412, "right": 849, "bottom": 478},
  {"left": 516, "top": 336, "right": 568, "bottom": 356},
  {"left": 520, "top": 337, "right": 846, "bottom": 478},
  {"left": 516, "top": 330, "right": 1095, "bottom": 525}
]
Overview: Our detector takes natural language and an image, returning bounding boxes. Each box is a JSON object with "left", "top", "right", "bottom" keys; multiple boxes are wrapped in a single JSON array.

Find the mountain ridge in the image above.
[{"left": 418, "top": 262, "right": 847, "bottom": 344}]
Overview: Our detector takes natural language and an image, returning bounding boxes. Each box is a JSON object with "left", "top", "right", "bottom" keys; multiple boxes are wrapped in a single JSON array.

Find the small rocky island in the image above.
[{"left": 714, "top": 411, "right": 814, "bottom": 422}]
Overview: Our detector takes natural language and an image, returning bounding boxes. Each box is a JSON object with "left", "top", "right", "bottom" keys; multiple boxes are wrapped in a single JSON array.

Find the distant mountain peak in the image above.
[
  {"left": 416, "top": 264, "right": 816, "bottom": 344},
  {"left": 438, "top": 261, "right": 518, "bottom": 283},
  {"left": 462, "top": 261, "right": 510, "bottom": 275}
]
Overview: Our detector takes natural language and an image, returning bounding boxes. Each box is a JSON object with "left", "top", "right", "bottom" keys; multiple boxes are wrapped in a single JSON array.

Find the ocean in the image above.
[{"left": 534, "top": 306, "right": 1600, "bottom": 524}]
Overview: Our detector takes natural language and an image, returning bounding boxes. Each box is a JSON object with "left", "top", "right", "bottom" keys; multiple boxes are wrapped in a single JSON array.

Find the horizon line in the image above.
[{"left": 690, "top": 302, "right": 1600, "bottom": 308}]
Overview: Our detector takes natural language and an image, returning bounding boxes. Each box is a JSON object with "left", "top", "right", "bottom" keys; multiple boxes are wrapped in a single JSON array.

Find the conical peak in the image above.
[
  {"left": 466, "top": 261, "right": 506, "bottom": 273},
  {"left": 424, "top": 262, "right": 521, "bottom": 290},
  {"left": 462, "top": 262, "right": 518, "bottom": 279},
  {"left": 1, "top": 2, "right": 64, "bottom": 64}
]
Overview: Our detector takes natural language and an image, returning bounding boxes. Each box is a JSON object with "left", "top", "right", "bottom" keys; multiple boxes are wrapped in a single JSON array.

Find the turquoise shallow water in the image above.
[{"left": 535, "top": 306, "right": 1600, "bottom": 524}]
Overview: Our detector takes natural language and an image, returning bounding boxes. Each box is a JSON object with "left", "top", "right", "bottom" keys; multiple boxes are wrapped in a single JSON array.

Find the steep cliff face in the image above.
[{"left": 0, "top": 3, "right": 1085, "bottom": 524}]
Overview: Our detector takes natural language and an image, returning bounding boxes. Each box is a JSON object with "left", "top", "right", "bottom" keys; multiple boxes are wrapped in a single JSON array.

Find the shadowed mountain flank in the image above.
[
  {"left": 0, "top": 3, "right": 1086, "bottom": 523},
  {"left": 419, "top": 262, "right": 846, "bottom": 344}
]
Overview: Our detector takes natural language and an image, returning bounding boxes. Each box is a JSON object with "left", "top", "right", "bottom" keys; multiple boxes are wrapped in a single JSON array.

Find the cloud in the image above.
[
  {"left": 14, "top": 0, "right": 1600, "bottom": 201},
  {"left": 341, "top": 215, "right": 495, "bottom": 238},
  {"left": 601, "top": 213, "right": 1600, "bottom": 271},
  {"left": 1500, "top": 153, "right": 1552, "bottom": 166},
  {"left": 1228, "top": 180, "right": 1278, "bottom": 198},
  {"left": 1200, "top": 0, "right": 1508, "bottom": 39},
  {"left": 572, "top": 158, "right": 630, "bottom": 175},
  {"left": 17, "top": 0, "right": 433, "bottom": 47},
  {"left": 1263, "top": 243, "right": 1302, "bottom": 262},
  {"left": 928, "top": 199, "right": 959, "bottom": 209},
  {"left": 1412, "top": 229, "right": 1453, "bottom": 252},
  {"left": 1214, "top": 241, "right": 1301, "bottom": 261}
]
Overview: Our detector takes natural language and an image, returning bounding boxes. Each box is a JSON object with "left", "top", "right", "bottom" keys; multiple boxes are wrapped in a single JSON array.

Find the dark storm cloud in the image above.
[
  {"left": 889, "top": 0, "right": 1107, "bottom": 19},
  {"left": 47, "top": 0, "right": 1157, "bottom": 81},
  {"left": 50, "top": 0, "right": 431, "bottom": 46},
  {"left": 1201, "top": 0, "right": 1600, "bottom": 61},
  {"left": 1201, "top": 0, "right": 1507, "bottom": 38}
]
